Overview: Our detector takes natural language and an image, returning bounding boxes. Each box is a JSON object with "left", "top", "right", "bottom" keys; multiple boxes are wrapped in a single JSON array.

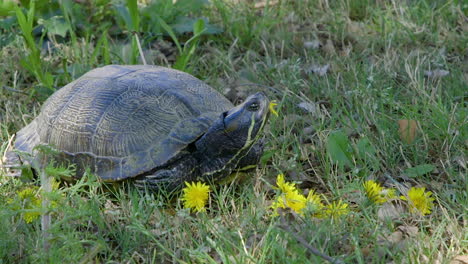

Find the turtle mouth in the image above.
[
  {"left": 221, "top": 111, "right": 229, "bottom": 130},
  {"left": 221, "top": 111, "right": 238, "bottom": 144},
  {"left": 222, "top": 93, "right": 269, "bottom": 128}
]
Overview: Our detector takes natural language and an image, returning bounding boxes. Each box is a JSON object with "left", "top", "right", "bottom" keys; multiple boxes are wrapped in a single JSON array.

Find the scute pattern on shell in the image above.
[{"left": 15, "top": 65, "right": 233, "bottom": 180}]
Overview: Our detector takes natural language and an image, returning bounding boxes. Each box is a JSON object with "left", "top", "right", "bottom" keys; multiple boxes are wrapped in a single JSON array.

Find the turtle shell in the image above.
[{"left": 15, "top": 65, "right": 233, "bottom": 181}]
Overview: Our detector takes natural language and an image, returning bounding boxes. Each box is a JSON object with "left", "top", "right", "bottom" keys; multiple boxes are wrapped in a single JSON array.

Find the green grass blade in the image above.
[
  {"left": 156, "top": 15, "right": 182, "bottom": 54},
  {"left": 126, "top": 0, "right": 139, "bottom": 31}
]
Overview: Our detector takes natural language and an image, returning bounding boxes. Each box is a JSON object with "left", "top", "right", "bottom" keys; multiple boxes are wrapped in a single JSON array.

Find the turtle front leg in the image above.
[
  {"left": 134, "top": 169, "right": 181, "bottom": 192},
  {"left": 134, "top": 156, "right": 199, "bottom": 192}
]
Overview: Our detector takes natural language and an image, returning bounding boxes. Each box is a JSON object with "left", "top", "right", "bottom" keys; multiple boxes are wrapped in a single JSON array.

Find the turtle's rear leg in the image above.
[
  {"left": 2, "top": 125, "right": 39, "bottom": 178},
  {"left": 1, "top": 150, "right": 22, "bottom": 177},
  {"left": 1, "top": 134, "right": 22, "bottom": 177}
]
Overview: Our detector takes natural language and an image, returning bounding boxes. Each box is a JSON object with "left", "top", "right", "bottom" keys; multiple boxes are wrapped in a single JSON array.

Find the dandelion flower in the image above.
[
  {"left": 400, "top": 187, "right": 434, "bottom": 215},
  {"left": 269, "top": 100, "right": 279, "bottom": 117},
  {"left": 306, "top": 190, "right": 324, "bottom": 207},
  {"left": 181, "top": 181, "right": 210, "bottom": 212},
  {"left": 363, "top": 180, "right": 396, "bottom": 204},
  {"left": 275, "top": 173, "right": 306, "bottom": 213},
  {"left": 306, "top": 190, "right": 325, "bottom": 210},
  {"left": 284, "top": 189, "right": 307, "bottom": 213},
  {"left": 17, "top": 187, "right": 41, "bottom": 223},
  {"left": 50, "top": 177, "right": 61, "bottom": 191},
  {"left": 271, "top": 175, "right": 307, "bottom": 216},
  {"left": 270, "top": 196, "right": 286, "bottom": 216},
  {"left": 271, "top": 189, "right": 307, "bottom": 216},
  {"left": 323, "top": 200, "right": 349, "bottom": 219},
  {"left": 305, "top": 190, "right": 325, "bottom": 217},
  {"left": 275, "top": 174, "right": 297, "bottom": 194}
]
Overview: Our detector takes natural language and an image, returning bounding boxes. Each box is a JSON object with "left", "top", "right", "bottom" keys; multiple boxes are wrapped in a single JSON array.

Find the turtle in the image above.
[{"left": 4, "top": 65, "right": 270, "bottom": 191}]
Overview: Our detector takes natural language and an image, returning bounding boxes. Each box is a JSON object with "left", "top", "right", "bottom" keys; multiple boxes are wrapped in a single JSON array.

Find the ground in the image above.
[{"left": 0, "top": 0, "right": 467, "bottom": 263}]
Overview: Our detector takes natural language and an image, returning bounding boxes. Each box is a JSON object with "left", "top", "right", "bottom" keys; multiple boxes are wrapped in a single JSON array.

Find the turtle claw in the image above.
[{"left": 134, "top": 169, "right": 180, "bottom": 192}]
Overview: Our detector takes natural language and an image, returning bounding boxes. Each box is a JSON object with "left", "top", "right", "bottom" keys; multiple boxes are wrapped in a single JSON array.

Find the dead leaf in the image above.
[
  {"left": 395, "top": 238, "right": 411, "bottom": 253},
  {"left": 150, "top": 228, "right": 167, "bottom": 237},
  {"left": 286, "top": 170, "right": 309, "bottom": 182},
  {"left": 304, "top": 64, "right": 330, "bottom": 76},
  {"left": 224, "top": 76, "right": 254, "bottom": 103},
  {"left": 254, "top": 0, "right": 279, "bottom": 8},
  {"left": 398, "top": 120, "right": 418, "bottom": 144},
  {"left": 386, "top": 231, "right": 404, "bottom": 244},
  {"left": 419, "top": 254, "right": 430, "bottom": 263},
  {"left": 152, "top": 39, "right": 176, "bottom": 63},
  {"left": 454, "top": 156, "right": 467, "bottom": 170},
  {"left": 322, "top": 39, "right": 336, "bottom": 55},
  {"left": 284, "top": 11, "right": 298, "bottom": 24},
  {"left": 346, "top": 21, "right": 365, "bottom": 35},
  {"left": 377, "top": 201, "right": 406, "bottom": 221},
  {"left": 424, "top": 69, "right": 450, "bottom": 79},
  {"left": 104, "top": 200, "right": 120, "bottom": 213},
  {"left": 451, "top": 255, "right": 468, "bottom": 264},
  {"left": 339, "top": 44, "right": 352, "bottom": 57},
  {"left": 360, "top": 245, "right": 371, "bottom": 257},
  {"left": 103, "top": 200, "right": 122, "bottom": 223},
  {"left": 303, "top": 126, "right": 316, "bottom": 136},
  {"left": 298, "top": 102, "right": 317, "bottom": 114},
  {"left": 304, "top": 40, "right": 321, "bottom": 49},
  {"left": 397, "top": 225, "right": 419, "bottom": 237},
  {"left": 246, "top": 233, "right": 264, "bottom": 249}
]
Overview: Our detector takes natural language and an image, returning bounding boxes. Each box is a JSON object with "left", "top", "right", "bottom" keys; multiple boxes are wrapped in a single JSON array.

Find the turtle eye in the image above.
[{"left": 248, "top": 102, "right": 260, "bottom": 111}]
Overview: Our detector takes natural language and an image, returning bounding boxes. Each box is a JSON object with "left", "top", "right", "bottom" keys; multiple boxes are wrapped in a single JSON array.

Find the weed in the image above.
[
  {"left": 1, "top": 0, "right": 466, "bottom": 263},
  {"left": 15, "top": 2, "right": 53, "bottom": 94}
]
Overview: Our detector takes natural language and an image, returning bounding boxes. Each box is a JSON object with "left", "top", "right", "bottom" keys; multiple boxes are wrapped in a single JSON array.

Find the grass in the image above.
[{"left": 0, "top": 0, "right": 467, "bottom": 263}]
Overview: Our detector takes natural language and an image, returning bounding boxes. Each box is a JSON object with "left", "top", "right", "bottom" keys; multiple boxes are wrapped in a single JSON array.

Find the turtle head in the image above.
[
  {"left": 194, "top": 92, "right": 270, "bottom": 179},
  {"left": 214, "top": 93, "right": 269, "bottom": 153},
  {"left": 220, "top": 92, "right": 270, "bottom": 150}
]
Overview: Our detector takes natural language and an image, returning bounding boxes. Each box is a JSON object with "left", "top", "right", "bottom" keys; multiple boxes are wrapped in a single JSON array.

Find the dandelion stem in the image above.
[
  {"left": 78, "top": 244, "right": 102, "bottom": 264},
  {"left": 40, "top": 167, "right": 51, "bottom": 253},
  {"left": 33, "top": 153, "right": 52, "bottom": 254},
  {"left": 133, "top": 32, "right": 147, "bottom": 65},
  {"left": 278, "top": 214, "right": 345, "bottom": 264}
]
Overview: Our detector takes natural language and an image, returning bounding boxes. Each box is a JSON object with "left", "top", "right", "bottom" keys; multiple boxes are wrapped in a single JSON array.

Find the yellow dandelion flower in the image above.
[
  {"left": 306, "top": 190, "right": 324, "bottom": 207},
  {"left": 17, "top": 187, "right": 41, "bottom": 223},
  {"left": 269, "top": 100, "right": 279, "bottom": 117},
  {"left": 306, "top": 190, "right": 325, "bottom": 210},
  {"left": 275, "top": 174, "right": 297, "bottom": 194},
  {"left": 363, "top": 180, "right": 396, "bottom": 204},
  {"left": 270, "top": 196, "right": 286, "bottom": 216},
  {"left": 181, "top": 181, "right": 210, "bottom": 212},
  {"left": 271, "top": 174, "right": 314, "bottom": 216},
  {"left": 50, "top": 177, "right": 61, "bottom": 190},
  {"left": 400, "top": 187, "right": 434, "bottom": 215},
  {"left": 271, "top": 189, "right": 307, "bottom": 216},
  {"left": 17, "top": 187, "right": 38, "bottom": 200},
  {"left": 306, "top": 190, "right": 325, "bottom": 218},
  {"left": 284, "top": 189, "right": 307, "bottom": 213},
  {"left": 323, "top": 200, "right": 349, "bottom": 219}
]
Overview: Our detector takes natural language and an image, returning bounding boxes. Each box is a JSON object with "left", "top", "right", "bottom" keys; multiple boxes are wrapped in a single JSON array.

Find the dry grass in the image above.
[{"left": 1, "top": 0, "right": 467, "bottom": 263}]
